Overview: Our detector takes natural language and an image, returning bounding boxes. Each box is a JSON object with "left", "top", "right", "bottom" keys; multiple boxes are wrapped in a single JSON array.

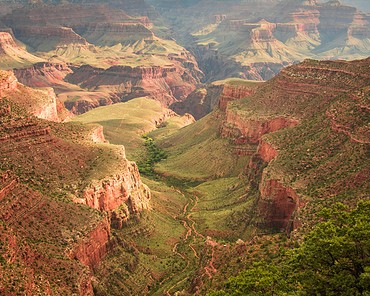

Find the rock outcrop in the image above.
[
  {"left": 14, "top": 62, "right": 73, "bottom": 88},
  {"left": 259, "top": 178, "right": 301, "bottom": 232},
  {"left": 221, "top": 113, "right": 299, "bottom": 144},
  {"left": 0, "top": 69, "right": 17, "bottom": 96},
  {"left": 79, "top": 162, "right": 151, "bottom": 214},
  {"left": 0, "top": 80, "right": 152, "bottom": 294},
  {"left": 69, "top": 217, "right": 112, "bottom": 270},
  {"left": 218, "top": 81, "right": 261, "bottom": 111},
  {"left": 66, "top": 63, "right": 200, "bottom": 107},
  {"left": 0, "top": 70, "right": 62, "bottom": 122}
]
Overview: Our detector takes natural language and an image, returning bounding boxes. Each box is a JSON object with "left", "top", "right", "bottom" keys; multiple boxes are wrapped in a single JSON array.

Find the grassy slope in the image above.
[
  {"left": 154, "top": 112, "right": 249, "bottom": 180},
  {"left": 73, "top": 97, "right": 191, "bottom": 161}
]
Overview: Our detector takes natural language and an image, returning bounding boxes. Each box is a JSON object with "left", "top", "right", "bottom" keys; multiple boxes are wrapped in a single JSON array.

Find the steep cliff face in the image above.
[
  {"left": 69, "top": 217, "right": 112, "bottom": 270},
  {"left": 12, "top": 26, "right": 90, "bottom": 51},
  {"left": 240, "top": 58, "right": 369, "bottom": 232},
  {"left": 0, "top": 70, "right": 62, "bottom": 122},
  {"left": 0, "top": 31, "right": 42, "bottom": 69},
  {"left": 170, "top": 78, "right": 261, "bottom": 119},
  {"left": 170, "top": 84, "right": 222, "bottom": 119},
  {"left": 66, "top": 63, "right": 199, "bottom": 107},
  {"left": 14, "top": 62, "right": 73, "bottom": 88},
  {"left": 215, "top": 58, "right": 369, "bottom": 233},
  {"left": 259, "top": 178, "right": 302, "bottom": 232},
  {"left": 0, "top": 89, "right": 152, "bottom": 294},
  {"left": 218, "top": 80, "right": 261, "bottom": 111},
  {"left": 221, "top": 112, "right": 299, "bottom": 144},
  {"left": 79, "top": 161, "right": 151, "bottom": 213}
]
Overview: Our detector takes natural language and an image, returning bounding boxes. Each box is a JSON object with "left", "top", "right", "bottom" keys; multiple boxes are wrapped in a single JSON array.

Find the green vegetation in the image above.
[
  {"left": 208, "top": 201, "right": 370, "bottom": 295},
  {"left": 73, "top": 97, "right": 169, "bottom": 161},
  {"left": 138, "top": 136, "right": 167, "bottom": 176},
  {"left": 154, "top": 112, "right": 250, "bottom": 180}
]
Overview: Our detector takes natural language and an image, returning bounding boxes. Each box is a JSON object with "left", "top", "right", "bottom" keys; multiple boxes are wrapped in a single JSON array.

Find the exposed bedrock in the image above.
[
  {"left": 14, "top": 62, "right": 73, "bottom": 88},
  {"left": 0, "top": 69, "right": 17, "bottom": 95},
  {"left": 66, "top": 63, "right": 200, "bottom": 107},
  {"left": 258, "top": 178, "right": 302, "bottom": 232},
  {"left": 0, "top": 70, "right": 62, "bottom": 122},
  {"left": 218, "top": 80, "right": 302, "bottom": 233},
  {"left": 69, "top": 217, "right": 112, "bottom": 271},
  {"left": 221, "top": 112, "right": 299, "bottom": 144},
  {"left": 219, "top": 83, "right": 259, "bottom": 111}
]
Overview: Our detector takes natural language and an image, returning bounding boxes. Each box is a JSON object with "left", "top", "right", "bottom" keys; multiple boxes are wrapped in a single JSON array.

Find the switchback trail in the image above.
[{"left": 161, "top": 190, "right": 206, "bottom": 295}]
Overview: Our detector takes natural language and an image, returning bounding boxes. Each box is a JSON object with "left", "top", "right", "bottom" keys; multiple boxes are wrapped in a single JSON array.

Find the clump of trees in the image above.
[
  {"left": 138, "top": 136, "right": 167, "bottom": 176},
  {"left": 208, "top": 200, "right": 370, "bottom": 295}
]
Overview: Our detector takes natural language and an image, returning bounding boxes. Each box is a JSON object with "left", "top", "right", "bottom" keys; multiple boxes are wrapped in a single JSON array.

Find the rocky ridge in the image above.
[
  {"left": 219, "top": 57, "right": 370, "bottom": 232},
  {"left": 0, "top": 75, "right": 151, "bottom": 294}
]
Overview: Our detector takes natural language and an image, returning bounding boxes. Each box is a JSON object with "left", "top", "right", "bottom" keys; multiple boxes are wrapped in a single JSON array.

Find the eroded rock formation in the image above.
[{"left": 0, "top": 79, "right": 152, "bottom": 294}]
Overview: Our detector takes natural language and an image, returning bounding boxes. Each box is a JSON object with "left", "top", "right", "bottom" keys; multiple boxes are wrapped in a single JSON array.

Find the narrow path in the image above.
[{"left": 162, "top": 191, "right": 206, "bottom": 295}]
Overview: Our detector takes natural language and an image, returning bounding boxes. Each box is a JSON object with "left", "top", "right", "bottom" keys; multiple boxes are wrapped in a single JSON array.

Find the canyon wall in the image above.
[
  {"left": 66, "top": 63, "right": 199, "bottom": 108},
  {"left": 0, "top": 76, "right": 153, "bottom": 293},
  {"left": 0, "top": 70, "right": 61, "bottom": 122},
  {"left": 218, "top": 79, "right": 302, "bottom": 233}
]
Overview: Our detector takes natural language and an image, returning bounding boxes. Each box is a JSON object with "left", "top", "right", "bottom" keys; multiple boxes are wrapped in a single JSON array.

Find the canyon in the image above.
[
  {"left": 0, "top": 0, "right": 369, "bottom": 295},
  {"left": 150, "top": 0, "right": 370, "bottom": 81}
]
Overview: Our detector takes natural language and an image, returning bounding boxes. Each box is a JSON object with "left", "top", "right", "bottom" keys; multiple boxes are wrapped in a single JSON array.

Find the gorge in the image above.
[{"left": 0, "top": 0, "right": 369, "bottom": 295}]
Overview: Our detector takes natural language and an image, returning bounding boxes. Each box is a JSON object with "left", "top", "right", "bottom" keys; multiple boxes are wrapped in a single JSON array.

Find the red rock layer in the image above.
[
  {"left": 67, "top": 63, "right": 199, "bottom": 107},
  {"left": 13, "top": 26, "right": 89, "bottom": 51},
  {"left": 259, "top": 179, "right": 302, "bottom": 232},
  {"left": 219, "top": 83, "right": 259, "bottom": 111},
  {"left": 69, "top": 217, "right": 111, "bottom": 270},
  {"left": 257, "top": 139, "right": 278, "bottom": 163},
  {"left": 80, "top": 164, "right": 151, "bottom": 213},
  {"left": 0, "top": 70, "right": 61, "bottom": 122},
  {"left": 14, "top": 62, "right": 73, "bottom": 88},
  {"left": 221, "top": 113, "right": 299, "bottom": 144},
  {"left": 0, "top": 69, "right": 17, "bottom": 96}
]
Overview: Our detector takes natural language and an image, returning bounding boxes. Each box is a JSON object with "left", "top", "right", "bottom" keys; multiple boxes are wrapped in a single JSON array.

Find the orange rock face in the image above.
[
  {"left": 66, "top": 63, "right": 199, "bottom": 107},
  {"left": 0, "top": 70, "right": 63, "bottom": 122},
  {"left": 222, "top": 112, "right": 299, "bottom": 144},
  {"left": 0, "top": 68, "right": 17, "bottom": 96},
  {"left": 219, "top": 83, "right": 259, "bottom": 111},
  {"left": 81, "top": 165, "right": 151, "bottom": 213},
  {"left": 69, "top": 217, "right": 111, "bottom": 270},
  {"left": 257, "top": 139, "right": 278, "bottom": 163},
  {"left": 259, "top": 179, "right": 302, "bottom": 232},
  {"left": 14, "top": 62, "right": 73, "bottom": 88}
]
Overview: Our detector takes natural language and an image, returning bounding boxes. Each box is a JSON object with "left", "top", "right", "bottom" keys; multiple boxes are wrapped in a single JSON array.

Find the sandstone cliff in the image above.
[
  {"left": 0, "top": 70, "right": 61, "bottom": 122},
  {"left": 0, "top": 31, "right": 42, "bottom": 69},
  {"left": 0, "top": 83, "right": 152, "bottom": 294},
  {"left": 221, "top": 58, "right": 369, "bottom": 233},
  {"left": 66, "top": 63, "right": 200, "bottom": 108}
]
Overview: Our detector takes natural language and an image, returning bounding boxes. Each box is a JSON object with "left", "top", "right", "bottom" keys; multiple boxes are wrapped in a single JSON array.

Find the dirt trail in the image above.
[{"left": 163, "top": 192, "right": 206, "bottom": 295}]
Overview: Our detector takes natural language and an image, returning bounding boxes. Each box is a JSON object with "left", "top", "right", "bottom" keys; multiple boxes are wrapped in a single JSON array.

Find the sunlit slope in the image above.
[
  {"left": 154, "top": 112, "right": 251, "bottom": 180},
  {"left": 73, "top": 97, "right": 194, "bottom": 160}
]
